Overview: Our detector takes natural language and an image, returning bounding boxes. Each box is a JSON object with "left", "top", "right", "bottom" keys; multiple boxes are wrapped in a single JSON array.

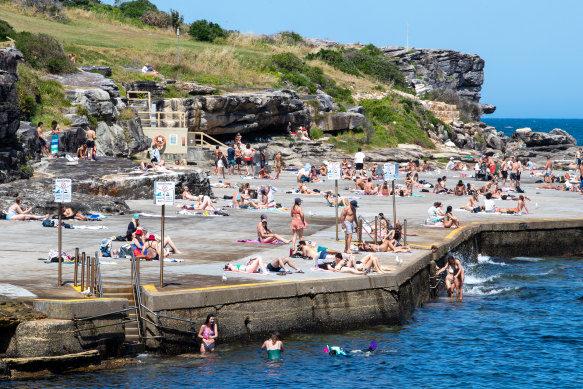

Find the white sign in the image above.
[
  {"left": 154, "top": 181, "right": 175, "bottom": 206},
  {"left": 383, "top": 163, "right": 399, "bottom": 181},
  {"left": 54, "top": 178, "right": 72, "bottom": 203},
  {"left": 327, "top": 162, "right": 341, "bottom": 180}
]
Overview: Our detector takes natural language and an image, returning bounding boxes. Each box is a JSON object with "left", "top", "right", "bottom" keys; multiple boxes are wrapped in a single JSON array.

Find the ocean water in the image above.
[
  {"left": 8, "top": 255, "right": 583, "bottom": 388},
  {"left": 482, "top": 118, "right": 583, "bottom": 146}
]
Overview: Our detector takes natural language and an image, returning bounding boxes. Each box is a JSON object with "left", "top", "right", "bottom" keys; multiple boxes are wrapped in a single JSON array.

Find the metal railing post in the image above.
[
  {"left": 74, "top": 247, "right": 79, "bottom": 287},
  {"left": 358, "top": 219, "right": 363, "bottom": 243},
  {"left": 80, "top": 252, "right": 86, "bottom": 292},
  {"left": 374, "top": 216, "right": 378, "bottom": 244},
  {"left": 404, "top": 219, "right": 408, "bottom": 246}
]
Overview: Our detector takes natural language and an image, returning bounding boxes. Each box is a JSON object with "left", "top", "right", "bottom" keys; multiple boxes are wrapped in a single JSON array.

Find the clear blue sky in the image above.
[{"left": 124, "top": 1, "right": 583, "bottom": 118}]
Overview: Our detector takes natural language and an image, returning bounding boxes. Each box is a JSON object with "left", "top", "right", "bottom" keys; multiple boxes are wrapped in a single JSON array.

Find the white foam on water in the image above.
[
  {"left": 464, "top": 285, "right": 516, "bottom": 296},
  {"left": 477, "top": 254, "right": 507, "bottom": 266},
  {"left": 0, "top": 283, "right": 37, "bottom": 298},
  {"left": 512, "top": 256, "right": 545, "bottom": 262},
  {"left": 464, "top": 273, "right": 495, "bottom": 285}
]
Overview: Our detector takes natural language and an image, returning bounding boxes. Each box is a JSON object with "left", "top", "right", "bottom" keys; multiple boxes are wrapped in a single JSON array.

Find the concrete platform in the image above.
[{"left": 1, "top": 166, "right": 582, "bottom": 299}]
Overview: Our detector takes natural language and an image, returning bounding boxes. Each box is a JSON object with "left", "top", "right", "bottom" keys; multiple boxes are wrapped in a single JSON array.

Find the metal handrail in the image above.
[
  {"left": 131, "top": 253, "right": 144, "bottom": 341},
  {"left": 73, "top": 307, "right": 139, "bottom": 321},
  {"left": 138, "top": 111, "right": 186, "bottom": 128}
]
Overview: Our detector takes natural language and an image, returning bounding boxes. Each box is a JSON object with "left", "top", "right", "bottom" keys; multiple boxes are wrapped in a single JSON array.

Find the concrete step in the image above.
[
  {"left": 125, "top": 327, "right": 140, "bottom": 336},
  {"left": 125, "top": 334, "right": 141, "bottom": 343},
  {"left": 102, "top": 285, "right": 133, "bottom": 293},
  {"left": 122, "top": 342, "right": 145, "bottom": 355}
]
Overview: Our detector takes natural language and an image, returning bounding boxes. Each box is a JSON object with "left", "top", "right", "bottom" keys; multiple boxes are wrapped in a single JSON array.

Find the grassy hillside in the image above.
[{"left": 1, "top": 2, "right": 439, "bottom": 150}]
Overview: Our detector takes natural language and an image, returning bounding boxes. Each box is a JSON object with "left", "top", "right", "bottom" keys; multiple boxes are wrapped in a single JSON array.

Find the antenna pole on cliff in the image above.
[{"left": 177, "top": 28, "right": 180, "bottom": 66}]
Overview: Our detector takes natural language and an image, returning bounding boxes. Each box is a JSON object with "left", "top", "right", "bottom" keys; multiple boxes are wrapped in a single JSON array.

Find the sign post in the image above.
[
  {"left": 54, "top": 178, "right": 72, "bottom": 286},
  {"left": 327, "top": 162, "right": 341, "bottom": 240},
  {"left": 383, "top": 163, "right": 399, "bottom": 227},
  {"left": 154, "top": 181, "right": 175, "bottom": 288}
]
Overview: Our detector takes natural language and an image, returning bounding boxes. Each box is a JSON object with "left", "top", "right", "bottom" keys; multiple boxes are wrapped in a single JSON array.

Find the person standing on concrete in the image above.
[
  {"left": 544, "top": 156, "right": 553, "bottom": 183},
  {"left": 354, "top": 148, "right": 366, "bottom": 176},
  {"left": 274, "top": 151, "right": 282, "bottom": 180},
  {"left": 290, "top": 198, "right": 307, "bottom": 249},
  {"left": 340, "top": 200, "right": 358, "bottom": 254},
  {"left": 242, "top": 144, "right": 256, "bottom": 176}
]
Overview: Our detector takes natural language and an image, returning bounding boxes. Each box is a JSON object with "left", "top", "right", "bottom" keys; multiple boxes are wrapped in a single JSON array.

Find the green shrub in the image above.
[
  {"left": 16, "top": 64, "right": 71, "bottom": 124},
  {"left": 0, "top": 19, "right": 16, "bottom": 41},
  {"left": 188, "top": 19, "right": 228, "bottom": 42},
  {"left": 310, "top": 127, "right": 324, "bottom": 139},
  {"left": 306, "top": 44, "right": 410, "bottom": 90},
  {"left": 15, "top": 32, "right": 75, "bottom": 74},
  {"left": 269, "top": 52, "right": 353, "bottom": 103},
  {"left": 280, "top": 31, "right": 304, "bottom": 45},
  {"left": 119, "top": 0, "right": 158, "bottom": 19},
  {"left": 119, "top": 108, "right": 136, "bottom": 121}
]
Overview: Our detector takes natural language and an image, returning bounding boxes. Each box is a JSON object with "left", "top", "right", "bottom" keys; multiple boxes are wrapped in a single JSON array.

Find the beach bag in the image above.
[
  {"left": 119, "top": 244, "right": 133, "bottom": 258},
  {"left": 0, "top": 211, "right": 6, "bottom": 220},
  {"left": 516, "top": 186, "right": 524, "bottom": 193},
  {"left": 42, "top": 219, "right": 55, "bottom": 227}
]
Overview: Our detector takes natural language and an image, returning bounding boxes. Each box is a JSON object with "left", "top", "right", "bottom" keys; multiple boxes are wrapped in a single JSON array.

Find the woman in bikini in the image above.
[
  {"left": 5, "top": 198, "right": 48, "bottom": 221},
  {"left": 454, "top": 180, "right": 467, "bottom": 196},
  {"left": 257, "top": 215, "right": 291, "bottom": 244},
  {"left": 325, "top": 192, "right": 349, "bottom": 207},
  {"left": 224, "top": 256, "right": 269, "bottom": 273},
  {"left": 198, "top": 314, "right": 218, "bottom": 354},
  {"left": 358, "top": 233, "right": 412, "bottom": 253},
  {"left": 290, "top": 198, "right": 307, "bottom": 249},
  {"left": 436, "top": 255, "right": 464, "bottom": 300},
  {"left": 298, "top": 183, "right": 318, "bottom": 194},
  {"left": 344, "top": 253, "right": 393, "bottom": 274},
  {"left": 379, "top": 181, "right": 391, "bottom": 196},
  {"left": 443, "top": 206, "right": 461, "bottom": 229}
]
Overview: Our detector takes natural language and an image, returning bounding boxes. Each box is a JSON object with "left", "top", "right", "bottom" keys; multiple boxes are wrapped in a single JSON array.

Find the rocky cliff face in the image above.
[
  {"left": 145, "top": 89, "right": 311, "bottom": 135},
  {"left": 382, "top": 46, "right": 492, "bottom": 109},
  {"left": 0, "top": 48, "right": 29, "bottom": 183}
]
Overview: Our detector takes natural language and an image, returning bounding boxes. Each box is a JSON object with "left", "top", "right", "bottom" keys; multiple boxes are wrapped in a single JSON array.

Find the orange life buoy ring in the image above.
[{"left": 154, "top": 135, "right": 166, "bottom": 147}]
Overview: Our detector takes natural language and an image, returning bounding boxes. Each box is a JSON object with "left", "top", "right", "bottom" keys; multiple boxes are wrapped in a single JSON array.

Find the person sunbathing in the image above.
[
  {"left": 461, "top": 192, "right": 480, "bottom": 212},
  {"left": 140, "top": 230, "right": 182, "bottom": 256},
  {"left": 354, "top": 177, "right": 366, "bottom": 190},
  {"left": 61, "top": 207, "right": 89, "bottom": 221},
  {"left": 298, "top": 183, "right": 319, "bottom": 194},
  {"left": 454, "top": 180, "right": 467, "bottom": 196},
  {"left": 358, "top": 234, "right": 412, "bottom": 253},
  {"left": 325, "top": 192, "right": 349, "bottom": 207},
  {"left": 185, "top": 195, "right": 216, "bottom": 211},
  {"left": 379, "top": 181, "right": 391, "bottom": 196},
  {"left": 297, "top": 241, "right": 343, "bottom": 261},
  {"left": 257, "top": 215, "right": 291, "bottom": 244},
  {"left": 224, "top": 256, "right": 269, "bottom": 273},
  {"left": 266, "top": 257, "right": 303, "bottom": 273},
  {"left": 347, "top": 253, "right": 393, "bottom": 274},
  {"left": 5, "top": 198, "right": 48, "bottom": 221},
  {"left": 498, "top": 195, "right": 529, "bottom": 214},
  {"left": 443, "top": 206, "right": 461, "bottom": 228},
  {"left": 363, "top": 178, "right": 378, "bottom": 195},
  {"left": 258, "top": 166, "right": 273, "bottom": 179},
  {"left": 319, "top": 253, "right": 363, "bottom": 274},
  {"left": 183, "top": 187, "right": 197, "bottom": 200}
]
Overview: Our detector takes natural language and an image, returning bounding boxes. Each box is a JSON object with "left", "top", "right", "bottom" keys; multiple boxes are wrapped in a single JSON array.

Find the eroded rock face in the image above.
[
  {"left": 511, "top": 128, "right": 577, "bottom": 147},
  {"left": 0, "top": 48, "right": 27, "bottom": 183},
  {"left": 148, "top": 90, "right": 311, "bottom": 135},
  {"left": 382, "top": 46, "right": 486, "bottom": 103},
  {"left": 79, "top": 65, "right": 112, "bottom": 77}
]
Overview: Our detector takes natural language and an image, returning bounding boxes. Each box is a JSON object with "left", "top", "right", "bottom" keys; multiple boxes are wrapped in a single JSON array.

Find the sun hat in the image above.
[
  {"left": 133, "top": 214, "right": 139, "bottom": 219},
  {"left": 100, "top": 238, "right": 111, "bottom": 248},
  {"left": 146, "top": 234, "right": 156, "bottom": 241},
  {"left": 295, "top": 197, "right": 302, "bottom": 203},
  {"left": 135, "top": 228, "right": 143, "bottom": 235},
  {"left": 350, "top": 200, "right": 358, "bottom": 207},
  {"left": 260, "top": 214, "right": 267, "bottom": 220}
]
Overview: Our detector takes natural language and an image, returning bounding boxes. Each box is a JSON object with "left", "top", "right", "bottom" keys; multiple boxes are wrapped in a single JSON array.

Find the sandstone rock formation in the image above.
[
  {"left": 510, "top": 127, "right": 577, "bottom": 148},
  {"left": 144, "top": 89, "right": 311, "bottom": 135},
  {"left": 79, "top": 65, "right": 112, "bottom": 77},
  {"left": 382, "top": 46, "right": 494, "bottom": 110}
]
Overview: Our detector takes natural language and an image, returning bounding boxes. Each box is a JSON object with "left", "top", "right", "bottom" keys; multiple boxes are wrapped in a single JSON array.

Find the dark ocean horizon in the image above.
[{"left": 482, "top": 118, "right": 583, "bottom": 146}]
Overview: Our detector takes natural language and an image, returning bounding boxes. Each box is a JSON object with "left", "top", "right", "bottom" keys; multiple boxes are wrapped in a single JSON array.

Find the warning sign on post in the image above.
[
  {"left": 154, "top": 181, "right": 175, "bottom": 205},
  {"left": 327, "top": 162, "right": 341, "bottom": 180},
  {"left": 54, "top": 178, "right": 72, "bottom": 203},
  {"left": 383, "top": 163, "right": 399, "bottom": 181}
]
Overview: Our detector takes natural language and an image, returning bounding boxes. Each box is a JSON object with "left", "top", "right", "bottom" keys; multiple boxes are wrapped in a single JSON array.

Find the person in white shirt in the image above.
[
  {"left": 446, "top": 157, "right": 455, "bottom": 170},
  {"left": 482, "top": 192, "right": 497, "bottom": 213},
  {"left": 354, "top": 148, "right": 366, "bottom": 175},
  {"left": 150, "top": 144, "right": 161, "bottom": 165}
]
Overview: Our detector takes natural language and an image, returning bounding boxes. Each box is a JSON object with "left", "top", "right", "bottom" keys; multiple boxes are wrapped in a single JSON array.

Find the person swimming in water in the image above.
[
  {"left": 198, "top": 313, "right": 218, "bottom": 354},
  {"left": 261, "top": 331, "right": 284, "bottom": 360},
  {"left": 324, "top": 341, "right": 378, "bottom": 357}
]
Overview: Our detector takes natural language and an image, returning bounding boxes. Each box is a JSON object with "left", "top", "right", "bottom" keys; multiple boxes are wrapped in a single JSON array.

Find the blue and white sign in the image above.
[
  {"left": 154, "top": 181, "right": 175, "bottom": 205},
  {"left": 383, "top": 163, "right": 399, "bottom": 181},
  {"left": 54, "top": 178, "right": 72, "bottom": 203},
  {"left": 327, "top": 162, "right": 341, "bottom": 180}
]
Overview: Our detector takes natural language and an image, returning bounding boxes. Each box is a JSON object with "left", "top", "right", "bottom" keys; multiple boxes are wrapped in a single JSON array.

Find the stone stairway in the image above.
[{"left": 102, "top": 285, "right": 141, "bottom": 344}]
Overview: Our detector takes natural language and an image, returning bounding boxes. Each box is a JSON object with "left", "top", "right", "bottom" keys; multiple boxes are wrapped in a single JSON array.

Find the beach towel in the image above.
[
  {"left": 83, "top": 213, "right": 107, "bottom": 220},
  {"left": 422, "top": 222, "right": 445, "bottom": 228},
  {"left": 73, "top": 225, "right": 108, "bottom": 230},
  {"left": 237, "top": 239, "right": 284, "bottom": 245},
  {"left": 50, "top": 134, "right": 58, "bottom": 155}
]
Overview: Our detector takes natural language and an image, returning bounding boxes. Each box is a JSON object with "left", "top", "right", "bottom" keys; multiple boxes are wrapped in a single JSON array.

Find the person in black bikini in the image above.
[{"left": 266, "top": 257, "right": 304, "bottom": 274}]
